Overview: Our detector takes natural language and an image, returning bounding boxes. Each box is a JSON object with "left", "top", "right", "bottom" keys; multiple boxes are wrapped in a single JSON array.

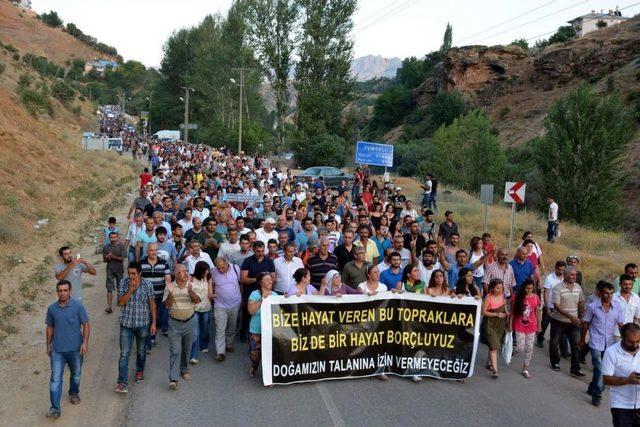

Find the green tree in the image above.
[
  {"left": 295, "top": 0, "right": 356, "bottom": 141},
  {"left": 396, "top": 56, "right": 428, "bottom": 89},
  {"left": 370, "top": 85, "right": 413, "bottom": 131},
  {"left": 51, "top": 80, "right": 75, "bottom": 105},
  {"left": 534, "top": 83, "right": 635, "bottom": 228},
  {"left": 430, "top": 110, "right": 505, "bottom": 191},
  {"left": 509, "top": 38, "right": 529, "bottom": 50},
  {"left": 298, "top": 133, "right": 346, "bottom": 168},
  {"left": 425, "top": 90, "right": 467, "bottom": 134},
  {"left": 548, "top": 25, "right": 576, "bottom": 44},
  {"left": 247, "top": 0, "right": 300, "bottom": 154},
  {"left": 440, "top": 22, "right": 452, "bottom": 54},
  {"left": 40, "top": 11, "right": 62, "bottom": 27}
]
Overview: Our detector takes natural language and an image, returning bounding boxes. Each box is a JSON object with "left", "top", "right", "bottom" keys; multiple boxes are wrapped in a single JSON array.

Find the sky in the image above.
[{"left": 31, "top": 0, "right": 640, "bottom": 67}]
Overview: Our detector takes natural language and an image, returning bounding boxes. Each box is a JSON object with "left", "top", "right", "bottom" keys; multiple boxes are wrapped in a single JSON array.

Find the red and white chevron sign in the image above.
[{"left": 504, "top": 181, "right": 526, "bottom": 204}]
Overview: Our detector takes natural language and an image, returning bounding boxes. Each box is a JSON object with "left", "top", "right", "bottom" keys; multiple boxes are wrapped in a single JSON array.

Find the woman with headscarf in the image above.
[{"left": 318, "top": 270, "right": 361, "bottom": 296}]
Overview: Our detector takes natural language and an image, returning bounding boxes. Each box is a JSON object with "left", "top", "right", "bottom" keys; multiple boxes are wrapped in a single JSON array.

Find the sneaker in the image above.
[
  {"left": 135, "top": 372, "right": 144, "bottom": 383},
  {"left": 115, "top": 383, "right": 128, "bottom": 394},
  {"left": 146, "top": 348, "right": 151, "bottom": 355},
  {"left": 570, "top": 369, "right": 586, "bottom": 377},
  {"left": 535, "top": 340, "right": 543, "bottom": 348},
  {"left": 551, "top": 364, "right": 560, "bottom": 371},
  {"left": 161, "top": 330, "right": 168, "bottom": 336},
  {"left": 411, "top": 376, "right": 422, "bottom": 383},
  {"left": 201, "top": 349, "right": 209, "bottom": 354},
  {"left": 169, "top": 381, "right": 178, "bottom": 390},
  {"left": 45, "top": 409, "right": 60, "bottom": 419},
  {"left": 215, "top": 354, "right": 225, "bottom": 362},
  {"left": 181, "top": 372, "right": 191, "bottom": 380},
  {"left": 189, "top": 358, "right": 198, "bottom": 365},
  {"left": 69, "top": 394, "right": 81, "bottom": 405},
  {"left": 105, "top": 307, "right": 113, "bottom": 314},
  {"left": 592, "top": 396, "right": 602, "bottom": 407},
  {"left": 225, "top": 346, "right": 235, "bottom": 353},
  {"left": 151, "top": 339, "right": 157, "bottom": 347},
  {"left": 378, "top": 374, "right": 388, "bottom": 381},
  {"left": 249, "top": 367, "right": 257, "bottom": 378}
]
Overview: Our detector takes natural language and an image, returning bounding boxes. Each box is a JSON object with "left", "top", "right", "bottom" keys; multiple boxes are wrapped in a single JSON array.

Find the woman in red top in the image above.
[
  {"left": 510, "top": 278, "right": 542, "bottom": 378},
  {"left": 361, "top": 184, "right": 373, "bottom": 208}
]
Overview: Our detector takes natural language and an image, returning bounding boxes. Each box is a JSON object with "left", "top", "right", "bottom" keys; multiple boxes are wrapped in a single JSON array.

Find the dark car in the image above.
[{"left": 295, "top": 166, "right": 353, "bottom": 188}]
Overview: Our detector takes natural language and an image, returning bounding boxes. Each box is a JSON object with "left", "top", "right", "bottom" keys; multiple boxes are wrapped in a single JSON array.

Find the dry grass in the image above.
[{"left": 394, "top": 176, "right": 639, "bottom": 293}]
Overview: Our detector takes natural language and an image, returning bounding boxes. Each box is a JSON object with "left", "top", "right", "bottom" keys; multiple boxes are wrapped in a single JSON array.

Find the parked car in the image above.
[{"left": 294, "top": 166, "right": 353, "bottom": 188}]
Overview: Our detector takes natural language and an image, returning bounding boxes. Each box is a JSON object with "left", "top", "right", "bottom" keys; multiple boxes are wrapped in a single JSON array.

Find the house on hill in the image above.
[
  {"left": 84, "top": 59, "right": 118, "bottom": 75},
  {"left": 11, "top": 0, "right": 31, "bottom": 9},
  {"left": 568, "top": 8, "right": 629, "bottom": 37}
]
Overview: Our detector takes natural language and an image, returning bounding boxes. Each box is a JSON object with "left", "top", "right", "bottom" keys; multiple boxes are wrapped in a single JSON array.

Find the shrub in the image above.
[
  {"left": 40, "top": 11, "right": 63, "bottom": 28},
  {"left": 370, "top": 85, "right": 413, "bottom": 131},
  {"left": 71, "top": 105, "right": 81, "bottom": 116},
  {"left": 3, "top": 44, "right": 18, "bottom": 54},
  {"left": 12, "top": 53, "right": 19, "bottom": 61},
  {"left": 17, "top": 73, "right": 33, "bottom": 89},
  {"left": 509, "top": 38, "right": 529, "bottom": 50},
  {"left": 20, "top": 88, "right": 53, "bottom": 117},
  {"left": 0, "top": 61, "right": 5, "bottom": 76},
  {"left": 425, "top": 90, "right": 467, "bottom": 134},
  {"left": 498, "top": 107, "right": 510, "bottom": 118},
  {"left": 51, "top": 80, "right": 75, "bottom": 104}
]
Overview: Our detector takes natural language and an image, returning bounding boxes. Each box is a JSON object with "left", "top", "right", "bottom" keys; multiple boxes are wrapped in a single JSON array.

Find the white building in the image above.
[
  {"left": 11, "top": 0, "right": 32, "bottom": 9},
  {"left": 568, "top": 8, "right": 629, "bottom": 37}
]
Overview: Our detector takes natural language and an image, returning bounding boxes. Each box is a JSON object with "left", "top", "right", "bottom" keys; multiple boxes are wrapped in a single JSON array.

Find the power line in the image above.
[
  {"left": 355, "top": 0, "right": 426, "bottom": 34},
  {"left": 523, "top": 2, "right": 640, "bottom": 42},
  {"left": 469, "top": 0, "right": 592, "bottom": 44},
  {"left": 355, "top": 0, "right": 407, "bottom": 27},
  {"left": 456, "top": 0, "right": 558, "bottom": 43}
]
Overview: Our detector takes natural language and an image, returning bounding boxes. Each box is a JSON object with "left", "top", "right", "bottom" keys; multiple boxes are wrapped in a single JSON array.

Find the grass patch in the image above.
[
  {"left": 68, "top": 180, "right": 110, "bottom": 209},
  {"left": 0, "top": 220, "right": 19, "bottom": 244},
  {"left": 81, "top": 282, "right": 93, "bottom": 289},
  {"left": 2, "top": 194, "right": 18, "bottom": 209}
]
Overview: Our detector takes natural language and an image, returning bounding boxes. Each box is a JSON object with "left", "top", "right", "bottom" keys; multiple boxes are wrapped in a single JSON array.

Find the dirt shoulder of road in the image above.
[{"left": 0, "top": 166, "right": 139, "bottom": 426}]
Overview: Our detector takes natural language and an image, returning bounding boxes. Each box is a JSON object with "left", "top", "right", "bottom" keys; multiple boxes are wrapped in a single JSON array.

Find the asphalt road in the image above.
[{"left": 121, "top": 327, "right": 612, "bottom": 427}]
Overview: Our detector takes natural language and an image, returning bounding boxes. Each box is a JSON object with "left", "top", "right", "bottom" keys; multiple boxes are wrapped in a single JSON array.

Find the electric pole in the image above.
[
  {"left": 181, "top": 86, "right": 194, "bottom": 144},
  {"left": 232, "top": 68, "right": 252, "bottom": 154}
]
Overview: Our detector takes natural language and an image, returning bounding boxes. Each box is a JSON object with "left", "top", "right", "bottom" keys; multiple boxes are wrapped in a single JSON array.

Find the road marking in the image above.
[{"left": 316, "top": 383, "right": 345, "bottom": 427}]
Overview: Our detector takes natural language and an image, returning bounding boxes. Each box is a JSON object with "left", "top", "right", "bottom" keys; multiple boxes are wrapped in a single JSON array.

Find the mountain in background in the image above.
[{"left": 350, "top": 55, "right": 401, "bottom": 81}]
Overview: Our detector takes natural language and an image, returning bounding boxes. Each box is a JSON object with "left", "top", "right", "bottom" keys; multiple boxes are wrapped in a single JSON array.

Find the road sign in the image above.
[
  {"left": 504, "top": 181, "right": 526, "bottom": 204},
  {"left": 355, "top": 141, "right": 393, "bottom": 168},
  {"left": 480, "top": 184, "right": 494, "bottom": 233},
  {"left": 480, "top": 185, "right": 494, "bottom": 205},
  {"left": 179, "top": 123, "right": 199, "bottom": 130}
]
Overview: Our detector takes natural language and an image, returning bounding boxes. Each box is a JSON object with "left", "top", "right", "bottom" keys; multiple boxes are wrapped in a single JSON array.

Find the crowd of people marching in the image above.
[{"left": 44, "top": 111, "right": 640, "bottom": 426}]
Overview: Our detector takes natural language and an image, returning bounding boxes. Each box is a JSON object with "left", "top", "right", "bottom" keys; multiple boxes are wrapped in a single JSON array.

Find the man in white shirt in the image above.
[
  {"left": 417, "top": 250, "right": 439, "bottom": 286},
  {"left": 219, "top": 229, "right": 240, "bottom": 262},
  {"left": 255, "top": 217, "right": 278, "bottom": 246},
  {"left": 183, "top": 240, "right": 214, "bottom": 274},
  {"left": 547, "top": 196, "right": 559, "bottom": 243},
  {"left": 603, "top": 323, "right": 640, "bottom": 425},
  {"left": 192, "top": 197, "right": 210, "bottom": 222},
  {"left": 537, "top": 260, "right": 566, "bottom": 347},
  {"left": 273, "top": 243, "right": 304, "bottom": 294},
  {"left": 613, "top": 274, "right": 640, "bottom": 341},
  {"left": 400, "top": 200, "right": 418, "bottom": 221}
]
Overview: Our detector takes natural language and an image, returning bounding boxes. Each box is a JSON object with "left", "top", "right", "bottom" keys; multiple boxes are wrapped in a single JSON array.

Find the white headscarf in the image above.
[{"left": 323, "top": 270, "right": 341, "bottom": 295}]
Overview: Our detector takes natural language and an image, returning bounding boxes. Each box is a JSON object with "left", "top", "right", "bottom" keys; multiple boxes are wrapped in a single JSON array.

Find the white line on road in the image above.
[{"left": 316, "top": 383, "right": 345, "bottom": 427}]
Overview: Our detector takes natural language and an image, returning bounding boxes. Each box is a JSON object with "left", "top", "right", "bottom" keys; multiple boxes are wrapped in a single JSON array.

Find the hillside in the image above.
[
  {"left": 370, "top": 17, "right": 640, "bottom": 237},
  {"left": 0, "top": 1, "right": 137, "bottom": 334},
  {"left": 0, "top": 2, "right": 115, "bottom": 65}
]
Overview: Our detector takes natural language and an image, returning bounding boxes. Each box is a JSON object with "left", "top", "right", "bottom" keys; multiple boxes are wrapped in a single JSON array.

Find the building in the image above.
[
  {"left": 11, "top": 0, "right": 32, "bottom": 9},
  {"left": 84, "top": 59, "right": 119, "bottom": 76},
  {"left": 568, "top": 8, "right": 629, "bottom": 37}
]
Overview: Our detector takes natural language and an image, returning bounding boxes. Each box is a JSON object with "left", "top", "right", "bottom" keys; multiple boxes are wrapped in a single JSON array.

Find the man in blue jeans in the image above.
[
  {"left": 580, "top": 281, "right": 624, "bottom": 406},
  {"left": 115, "top": 261, "right": 157, "bottom": 393},
  {"left": 45, "top": 280, "right": 90, "bottom": 419}
]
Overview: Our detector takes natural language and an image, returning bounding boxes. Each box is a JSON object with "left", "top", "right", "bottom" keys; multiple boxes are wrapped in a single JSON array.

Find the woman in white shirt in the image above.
[
  {"left": 357, "top": 265, "right": 389, "bottom": 380},
  {"left": 469, "top": 236, "right": 486, "bottom": 292},
  {"left": 189, "top": 261, "right": 214, "bottom": 365},
  {"left": 178, "top": 207, "right": 194, "bottom": 233}
]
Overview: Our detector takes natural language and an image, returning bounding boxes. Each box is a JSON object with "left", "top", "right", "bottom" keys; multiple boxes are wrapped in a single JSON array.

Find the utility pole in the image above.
[
  {"left": 232, "top": 68, "right": 252, "bottom": 154},
  {"left": 181, "top": 86, "right": 194, "bottom": 144}
]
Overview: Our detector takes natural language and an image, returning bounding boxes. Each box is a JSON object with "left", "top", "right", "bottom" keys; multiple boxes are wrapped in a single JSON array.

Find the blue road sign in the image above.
[{"left": 355, "top": 141, "right": 394, "bottom": 167}]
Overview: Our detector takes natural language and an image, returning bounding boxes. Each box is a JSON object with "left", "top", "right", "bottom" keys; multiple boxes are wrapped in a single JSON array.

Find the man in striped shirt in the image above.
[
  {"left": 307, "top": 238, "right": 338, "bottom": 289},
  {"left": 141, "top": 243, "right": 171, "bottom": 351}
]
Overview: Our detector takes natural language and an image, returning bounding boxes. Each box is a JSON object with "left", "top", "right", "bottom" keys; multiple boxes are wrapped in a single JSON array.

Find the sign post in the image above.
[
  {"left": 355, "top": 141, "right": 394, "bottom": 168},
  {"left": 504, "top": 182, "right": 526, "bottom": 250},
  {"left": 480, "top": 184, "right": 494, "bottom": 233}
]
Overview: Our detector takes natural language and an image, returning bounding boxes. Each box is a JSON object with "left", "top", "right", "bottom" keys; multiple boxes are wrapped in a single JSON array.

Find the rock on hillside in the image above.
[{"left": 351, "top": 55, "right": 402, "bottom": 81}]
